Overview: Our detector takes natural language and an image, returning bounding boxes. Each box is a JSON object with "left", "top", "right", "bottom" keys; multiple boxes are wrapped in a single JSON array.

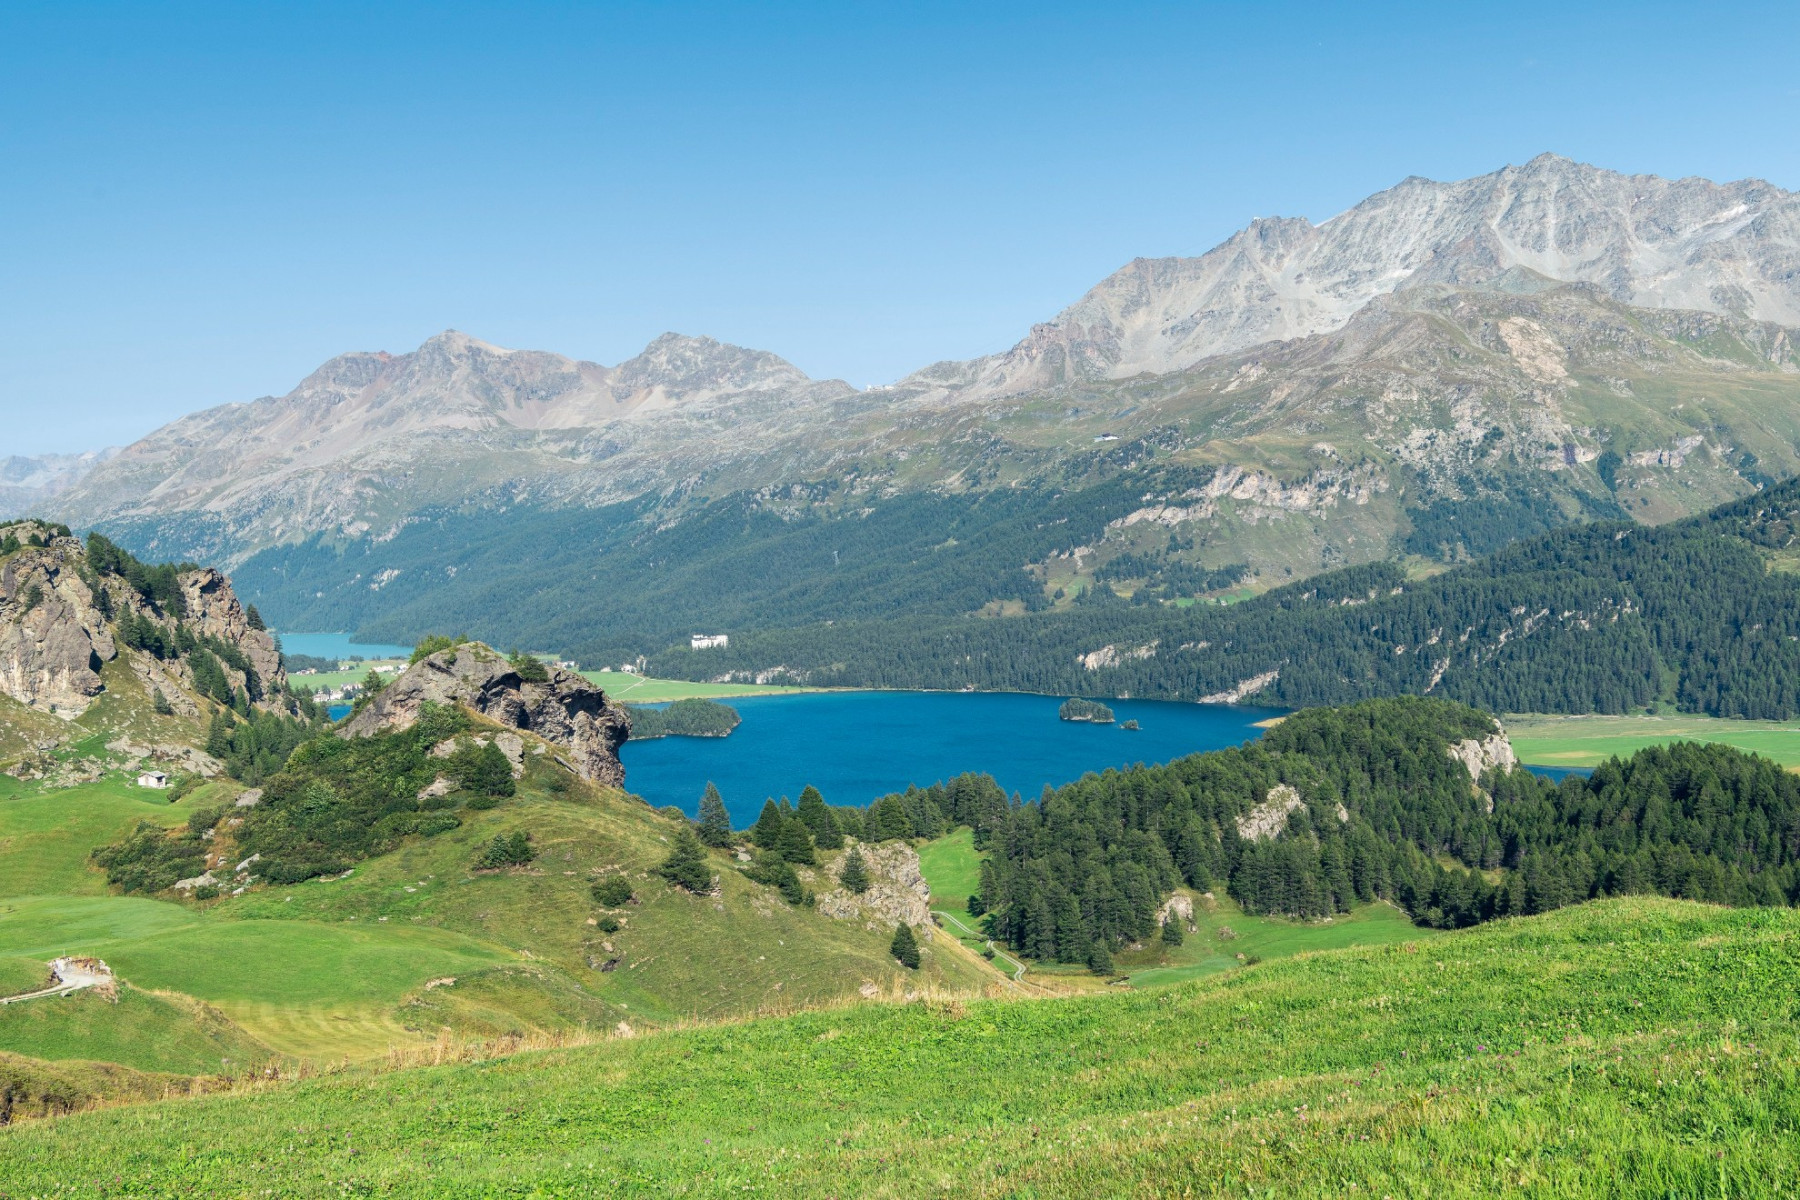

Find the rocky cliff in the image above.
[
  {"left": 0, "top": 521, "right": 283, "bottom": 720},
  {"left": 337, "top": 643, "right": 629, "bottom": 786}
]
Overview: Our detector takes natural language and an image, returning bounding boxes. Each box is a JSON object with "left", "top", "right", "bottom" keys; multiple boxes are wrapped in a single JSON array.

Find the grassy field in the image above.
[
  {"left": 579, "top": 673, "right": 824, "bottom": 703},
  {"left": 1507, "top": 712, "right": 1800, "bottom": 768},
  {"left": 2, "top": 898, "right": 1794, "bottom": 1196}
]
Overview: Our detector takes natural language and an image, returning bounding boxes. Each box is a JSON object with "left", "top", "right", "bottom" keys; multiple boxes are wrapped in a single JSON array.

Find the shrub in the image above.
[
  {"left": 890, "top": 922, "right": 920, "bottom": 969},
  {"left": 742, "top": 854, "right": 807, "bottom": 905},
  {"left": 658, "top": 828, "right": 714, "bottom": 894},
  {"left": 591, "top": 876, "right": 635, "bottom": 907},
  {"left": 193, "top": 884, "right": 220, "bottom": 901},
  {"left": 410, "top": 634, "right": 468, "bottom": 664},
  {"left": 477, "top": 831, "right": 534, "bottom": 870},
  {"left": 508, "top": 650, "right": 549, "bottom": 683}
]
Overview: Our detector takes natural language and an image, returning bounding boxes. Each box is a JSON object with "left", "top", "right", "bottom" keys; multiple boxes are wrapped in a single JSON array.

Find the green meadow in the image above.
[
  {"left": 3, "top": 898, "right": 1794, "bottom": 1197},
  {"left": 1506, "top": 712, "right": 1800, "bottom": 769},
  {"left": 579, "top": 672, "right": 823, "bottom": 703}
]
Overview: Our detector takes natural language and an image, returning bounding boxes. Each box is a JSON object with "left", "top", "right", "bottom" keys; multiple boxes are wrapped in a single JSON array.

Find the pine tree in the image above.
[
  {"left": 658, "top": 828, "right": 714, "bottom": 894},
  {"left": 1085, "top": 939, "right": 1114, "bottom": 975},
  {"left": 245, "top": 604, "right": 265, "bottom": 631},
  {"left": 1160, "top": 915, "right": 1184, "bottom": 946},
  {"left": 751, "top": 799, "right": 785, "bottom": 849},
  {"left": 205, "top": 710, "right": 235, "bottom": 759},
  {"left": 776, "top": 817, "right": 817, "bottom": 865},
  {"left": 696, "top": 782, "right": 733, "bottom": 847},
  {"left": 839, "top": 845, "right": 871, "bottom": 894},
  {"left": 796, "top": 784, "right": 842, "bottom": 849},
  {"left": 890, "top": 921, "right": 920, "bottom": 969},
  {"left": 152, "top": 688, "right": 174, "bottom": 716}
]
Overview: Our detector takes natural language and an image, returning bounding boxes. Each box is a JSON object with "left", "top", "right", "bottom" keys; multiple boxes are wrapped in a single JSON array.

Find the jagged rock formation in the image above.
[
  {"left": 338, "top": 643, "right": 628, "bottom": 785},
  {"left": 0, "top": 522, "right": 282, "bottom": 720}
]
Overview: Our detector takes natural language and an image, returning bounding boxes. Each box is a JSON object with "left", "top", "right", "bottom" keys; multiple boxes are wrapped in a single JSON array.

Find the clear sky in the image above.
[{"left": 3, "top": 1, "right": 1797, "bottom": 455}]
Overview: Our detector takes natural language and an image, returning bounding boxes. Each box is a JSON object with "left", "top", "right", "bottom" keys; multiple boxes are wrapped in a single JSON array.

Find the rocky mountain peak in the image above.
[
  {"left": 613, "top": 332, "right": 812, "bottom": 396},
  {"left": 906, "top": 154, "right": 1800, "bottom": 400}
]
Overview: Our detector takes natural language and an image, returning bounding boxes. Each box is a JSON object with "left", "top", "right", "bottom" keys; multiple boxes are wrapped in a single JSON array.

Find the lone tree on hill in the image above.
[
  {"left": 776, "top": 817, "right": 817, "bottom": 865},
  {"left": 658, "top": 827, "right": 714, "bottom": 894},
  {"left": 839, "top": 845, "right": 871, "bottom": 894},
  {"left": 696, "top": 782, "right": 733, "bottom": 847},
  {"left": 890, "top": 921, "right": 920, "bottom": 969},
  {"left": 751, "top": 798, "right": 786, "bottom": 849},
  {"left": 796, "top": 785, "right": 843, "bottom": 849}
]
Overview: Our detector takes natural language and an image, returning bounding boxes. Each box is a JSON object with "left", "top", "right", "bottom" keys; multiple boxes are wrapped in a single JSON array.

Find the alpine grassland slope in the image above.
[{"left": 2, "top": 900, "right": 1795, "bottom": 1196}]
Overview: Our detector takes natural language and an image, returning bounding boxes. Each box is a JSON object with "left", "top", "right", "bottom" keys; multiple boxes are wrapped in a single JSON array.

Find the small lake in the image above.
[
  {"left": 276, "top": 632, "right": 414, "bottom": 661},
  {"left": 619, "top": 691, "right": 1283, "bottom": 825}
]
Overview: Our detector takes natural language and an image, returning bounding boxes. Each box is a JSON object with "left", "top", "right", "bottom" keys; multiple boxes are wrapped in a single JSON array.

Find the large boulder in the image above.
[{"left": 337, "top": 644, "right": 629, "bottom": 786}]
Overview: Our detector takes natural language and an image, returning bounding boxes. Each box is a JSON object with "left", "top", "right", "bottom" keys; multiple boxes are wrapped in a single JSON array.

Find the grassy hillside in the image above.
[
  {"left": 3, "top": 899, "right": 1794, "bottom": 1196},
  {"left": 0, "top": 753, "right": 999, "bottom": 1073}
]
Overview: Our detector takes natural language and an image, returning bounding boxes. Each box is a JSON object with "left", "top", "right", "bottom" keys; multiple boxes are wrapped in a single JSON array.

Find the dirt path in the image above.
[
  {"left": 933, "top": 910, "right": 1026, "bottom": 981},
  {"left": 0, "top": 957, "right": 114, "bottom": 1005}
]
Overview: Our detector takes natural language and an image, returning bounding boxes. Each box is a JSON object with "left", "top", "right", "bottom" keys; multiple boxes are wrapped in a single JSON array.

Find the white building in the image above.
[
  {"left": 690, "top": 634, "right": 729, "bottom": 650},
  {"left": 137, "top": 770, "right": 168, "bottom": 789}
]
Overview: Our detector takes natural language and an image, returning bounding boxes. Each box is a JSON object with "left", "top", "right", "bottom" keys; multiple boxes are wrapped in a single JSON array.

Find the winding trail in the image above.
[
  {"left": 932, "top": 910, "right": 1026, "bottom": 981},
  {"left": 0, "top": 957, "right": 113, "bottom": 1005}
]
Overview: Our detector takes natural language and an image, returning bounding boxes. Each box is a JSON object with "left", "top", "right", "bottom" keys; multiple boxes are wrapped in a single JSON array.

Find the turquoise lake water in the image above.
[{"left": 618, "top": 691, "right": 1283, "bottom": 824}]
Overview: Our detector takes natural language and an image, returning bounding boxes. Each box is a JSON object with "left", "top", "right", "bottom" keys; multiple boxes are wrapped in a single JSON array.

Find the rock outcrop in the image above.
[
  {"left": 1235, "top": 783, "right": 1308, "bottom": 842},
  {"left": 814, "top": 840, "right": 932, "bottom": 929},
  {"left": 0, "top": 523, "right": 283, "bottom": 721},
  {"left": 338, "top": 644, "right": 629, "bottom": 785},
  {"left": 1448, "top": 730, "right": 1518, "bottom": 782}
]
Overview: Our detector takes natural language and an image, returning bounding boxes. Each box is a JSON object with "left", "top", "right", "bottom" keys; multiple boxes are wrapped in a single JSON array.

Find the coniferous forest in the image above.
[
  {"left": 838, "top": 698, "right": 1800, "bottom": 965},
  {"left": 642, "top": 476, "right": 1800, "bottom": 720}
]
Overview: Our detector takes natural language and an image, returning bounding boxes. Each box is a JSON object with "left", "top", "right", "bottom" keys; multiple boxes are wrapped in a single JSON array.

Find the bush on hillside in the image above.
[
  {"left": 742, "top": 854, "right": 807, "bottom": 905},
  {"left": 890, "top": 922, "right": 920, "bottom": 969},
  {"left": 477, "top": 831, "right": 535, "bottom": 870},
  {"left": 658, "top": 828, "right": 714, "bottom": 894},
  {"left": 591, "top": 875, "right": 635, "bottom": 907}
]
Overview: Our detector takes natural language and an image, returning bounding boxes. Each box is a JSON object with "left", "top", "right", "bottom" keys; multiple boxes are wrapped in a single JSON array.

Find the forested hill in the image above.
[
  {"left": 644, "top": 475, "right": 1800, "bottom": 720},
  {"left": 914, "top": 698, "right": 1800, "bottom": 966}
]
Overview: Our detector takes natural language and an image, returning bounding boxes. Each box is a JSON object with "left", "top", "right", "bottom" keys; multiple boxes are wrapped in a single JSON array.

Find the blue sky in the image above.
[{"left": 3, "top": 1, "right": 1797, "bottom": 454}]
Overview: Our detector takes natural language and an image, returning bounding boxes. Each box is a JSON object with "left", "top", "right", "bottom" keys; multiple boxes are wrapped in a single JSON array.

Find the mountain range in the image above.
[{"left": 37, "top": 154, "right": 1800, "bottom": 650}]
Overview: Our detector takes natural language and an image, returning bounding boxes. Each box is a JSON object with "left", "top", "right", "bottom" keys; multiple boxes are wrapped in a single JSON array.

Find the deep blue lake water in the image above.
[{"left": 618, "top": 691, "right": 1284, "bottom": 824}]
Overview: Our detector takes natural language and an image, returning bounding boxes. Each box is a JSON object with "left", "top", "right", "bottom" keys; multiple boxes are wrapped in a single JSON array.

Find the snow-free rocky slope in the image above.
[{"left": 51, "top": 155, "right": 1800, "bottom": 600}]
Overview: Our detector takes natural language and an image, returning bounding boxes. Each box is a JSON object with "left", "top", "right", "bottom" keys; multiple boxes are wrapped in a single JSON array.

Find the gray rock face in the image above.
[
  {"left": 908, "top": 154, "right": 1800, "bottom": 399},
  {"left": 337, "top": 644, "right": 629, "bottom": 785},
  {"left": 0, "top": 524, "right": 284, "bottom": 721}
]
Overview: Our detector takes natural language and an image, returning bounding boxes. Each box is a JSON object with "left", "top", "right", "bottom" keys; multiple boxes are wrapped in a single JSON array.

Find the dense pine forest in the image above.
[
  {"left": 643, "top": 476, "right": 1800, "bottom": 720},
  {"left": 835, "top": 698, "right": 1800, "bottom": 966}
]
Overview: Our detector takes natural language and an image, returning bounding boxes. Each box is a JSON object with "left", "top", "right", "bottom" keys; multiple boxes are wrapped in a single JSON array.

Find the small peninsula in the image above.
[{"left": 627, "top": 697, "right": 742, "bottom": 740}]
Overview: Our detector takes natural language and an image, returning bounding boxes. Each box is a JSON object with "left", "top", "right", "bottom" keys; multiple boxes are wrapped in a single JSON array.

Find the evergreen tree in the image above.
[
  {"left": 151, "top": 688, "right": 173, "bottom": 716},
  {"left": 1085, "top": 940, "right": 1114, "bottom": 975},
  {"left": 477, "top": 831, "right": 534, "bottom": 869},
  {"left": 205, "top": 710, "right": 235, "bottom": 759},
  {"left": 751, "top": 799, "right": 786, "bottom": 849},
  {"left": 890, "top": 921, "right": 920, "bottom": 969},
  {"left": 696, "top": 782, "right": 733, "bottom": 847},
  {"left": 1160, "top": 915, "right": 1184, "bottom": 946},
  {"left": 776, "top": 816, "right": 817, "bottom": 865},
  {"left": 966, "top": 890, "right": 986, "bottom": 917},
  {"left": 796, "top": 784, "right": 843, "bottom": 849},
  {"left": 245, "top": 604, "right": 265, "bottom": 631},
  {"left": 839, "top": 845, "right": 871, "bottom": 894},
  {"left": 658, "top": 828, "right": 714, "bottom": 894}
]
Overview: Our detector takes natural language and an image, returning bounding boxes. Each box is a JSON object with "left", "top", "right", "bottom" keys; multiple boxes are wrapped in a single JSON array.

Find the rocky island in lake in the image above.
[{"left": 1058, "top": 697, "right": 1115, "bottom": 724}]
